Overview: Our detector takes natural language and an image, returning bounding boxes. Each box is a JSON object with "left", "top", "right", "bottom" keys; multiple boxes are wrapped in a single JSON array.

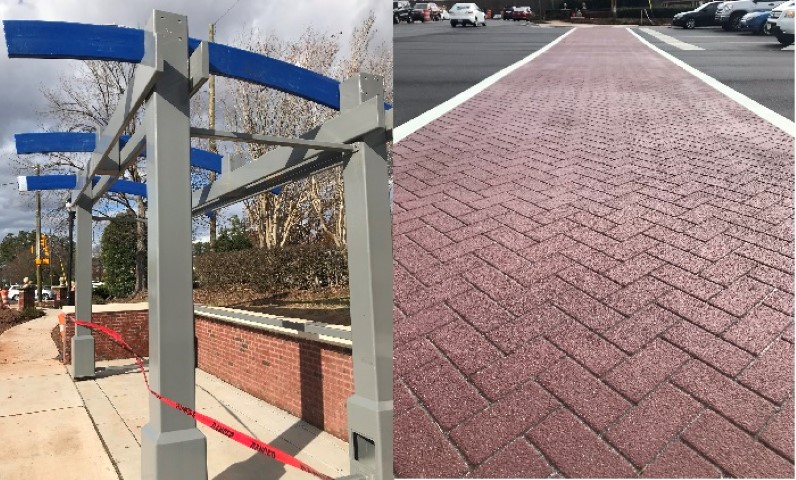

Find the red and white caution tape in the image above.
[{"left": 71, "top": 318, "right": 332, "bottom": 480}]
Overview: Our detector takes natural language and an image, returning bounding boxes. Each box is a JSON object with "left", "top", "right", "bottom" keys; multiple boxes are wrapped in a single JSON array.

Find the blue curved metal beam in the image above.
[
  {"left": 18, "top": 174, "right": 279, "bottom": 198},
  {"left": 4, "top": 20, "right": 393, "bottom": 111},
  {"left": 15, "top": 132, "right": 223, "bottom": 173},
  {"left": 19, "top": 174, "right": 146, "bottom": 197}
]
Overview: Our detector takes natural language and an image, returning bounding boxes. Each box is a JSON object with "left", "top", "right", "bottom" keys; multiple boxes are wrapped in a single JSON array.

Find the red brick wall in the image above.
[
  {"left": 195, "top": 315, "right": 354, "bottom": 440},
  {"left": 63, "top": 311, "right": 149, "bottom": 364},
  {"left": 62, "top": 309, "right": 354, "bottom": 441}
]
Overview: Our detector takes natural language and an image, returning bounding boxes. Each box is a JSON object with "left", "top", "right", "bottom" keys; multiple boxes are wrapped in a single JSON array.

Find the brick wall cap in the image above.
[{"left": 62, "top": 302, "right": 149, "bottom": 314}]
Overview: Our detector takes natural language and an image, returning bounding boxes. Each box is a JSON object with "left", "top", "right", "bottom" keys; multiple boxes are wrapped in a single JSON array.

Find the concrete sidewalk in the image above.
[
  {"left": 393, "top": 27, "right": 794, "bottom": 477},
  {"left": 0, "top": 309, "right": 348, "bottom": 479}
]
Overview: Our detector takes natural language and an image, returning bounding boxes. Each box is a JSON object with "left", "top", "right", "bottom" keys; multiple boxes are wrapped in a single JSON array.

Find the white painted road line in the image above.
[
  {"left": 393, "top": 28, "right": 576, "bottom": 143},
  {"left": 782, "top": 45, "right": 795, "bottom": 51},
  {"left": 638, "top": 27, "right": 705, "bottom": 50},
  {"left": 628, "top": 28, "right": 795, "bottom": 137}
]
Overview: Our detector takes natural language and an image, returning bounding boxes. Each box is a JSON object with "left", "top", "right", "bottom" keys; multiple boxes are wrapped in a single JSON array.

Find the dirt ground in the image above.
[{"left": 0, "top": 308, "right": 44, "bottom": 336}]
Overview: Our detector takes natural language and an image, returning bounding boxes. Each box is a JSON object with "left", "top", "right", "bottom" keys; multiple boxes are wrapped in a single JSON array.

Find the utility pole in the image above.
[
  {"left": 35, "top": 164, "right": 42, "bottom": 303},
  {"left": 208, "top": 23, "right": 217, "bottom": 251}
]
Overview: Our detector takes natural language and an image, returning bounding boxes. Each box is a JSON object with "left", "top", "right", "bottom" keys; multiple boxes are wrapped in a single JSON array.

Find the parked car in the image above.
[
  {"left": 503, "top": 6, "right": 516, "bottom": 19},
  {"left": 7, "top": 285, "right": 53, "bottom": 301},
  {"left": 768, "top": 0, "right": 795, "bottom": 43},
  {"left": 450, "top": 2, "right": 488, "bottom": 25},
  {"left": 739, "top": 10, "right": 772, "bottom": 33},
  {"left": 394, "top": 0, "right": 413, "bottom": 23},
  {"left": 412, "top": 2, "right": 443, "bottom": 21},
  {"left": 441, "top": 7, "right": 451, "bottom": 19},
  {"left": 512, "top": 6, "right": 535, "bottom": 19},
  {"left": 718, "top": 0, "right": 785, "bottom": 30},
  {"left": 673, "top": 1, "right": 723, "bottom": 28}
]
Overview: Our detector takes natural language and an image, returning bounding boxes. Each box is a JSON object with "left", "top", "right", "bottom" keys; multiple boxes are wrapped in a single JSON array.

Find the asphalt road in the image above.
[
  {"left": 634, "top": 26, "right": 794, "bottom": 120},
  {"left": 394, "top": 20, "right": 570, "bottom": 126}
]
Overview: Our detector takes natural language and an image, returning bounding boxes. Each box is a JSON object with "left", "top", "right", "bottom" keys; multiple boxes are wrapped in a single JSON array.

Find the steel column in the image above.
[
  {"left": 71, "top": 194, "right": 95, "bottom": 378},
  {"left": 340, "top": 74, "right": 393, "bottom": 480},
  {"left": 139, "top": 11, "right": 207, "bottom": 480}
]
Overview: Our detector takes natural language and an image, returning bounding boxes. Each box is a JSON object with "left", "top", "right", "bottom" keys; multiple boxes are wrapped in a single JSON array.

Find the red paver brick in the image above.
[
  {"left": 750, "top": 264, "right": 794, "bottom": 293},
  {"left": 723, "top": 304, "right": 791, "bottom": 354},
  {"left": 474, "top": 242, "right": 529, "bottom": 273},
  {"left": 436, "top": 235, "right": 494, "bottom": 263},
  {"left": 396, "top": 276, "right": 473, "bottom": 316},
  {"left": 605, "top": 383, "right": 702, "bottom": 466},
  {"left": 738, "top": 340, "right": 794, "bottom": 404},
  {"left": 485, "top": 225, "right": 537, "bottom": 251},
  {"left": 537, "top": 358, "right": 630, "bottom": 432},
  {"left": 682, "top": 411, "right": 794, "bottom": 478},
  {"left": 558, "top": 263, "right": 622, "bottom": 299},
  {"left": 519, "top": 234, "right": 579, "bottom": 262},
  {"left": 663, "top": 321, "right": 753, "bottom": 376},
  {"left": 672, "top": 359, "right": 776, "bottom": 434},
  {"left": 641, "top": 440, "right": 721, "bottom": 478},
  {"left": 604, "top": 234, "right": 659, "bottom": 262},
  {"left": 430, "top": 321, "right": 503, "bottom": 375},
  {"left": 700, "top": 253, "right": 757, "bottom": 286},
  {"left": 447, "top": 218, "right": 503, "bottom": 244},
  {"left": 649, "top": 243, "right": 710, "bottom": 274},
  {"left": 760, "top": 397, "right": 795, "bottom": 461},
  {"left": 509, "top": 253, "right": 574, "bottom": 287},
  {"left": 693, "top": 233, "right": 744, "bottom": 262},
  {"left": 469, "top": 439, "right": 553, "bottom": 478},
  {"left": 604, "top": 304, "right": 682, "bottom": 354},
  {"left": 529, "top": 408, "right": 636, "bottom": 478},
  {"left": 502, "top": 276, "right": 573, "bottom": 318},
  {"left": 395, "top": 303, "right": 461, "bottom": 345},
  {"left": 561, "top": 241, "right": 621, "bottom": 272},
  {"left": 604, "top": 275, "right": 673, "bottom": 316},
  {"left": 552, "top": 288, "right": 626, "bottom": 332},
  {"left": 394, "top": 337, "right": 438, "bottom": 376},
  {"left": 765, "top": 290, "right": 794, "bottom": 316},
  {"left": 487, "top": 303, "right": 571, "bottom": 354},
  {"left": 651, "top": 263, "right": 722, "bottom": 301},
  {"left": 605, "top": 253, "right": 665, "bottom": 287},
  {"left": 394, "top": 407, "right": 469, "bottom": 478},
  {"left": 603, "top": 338, "right": 690, "bottom": 402},
  {"left": 405, "top": 224, "right": 454, "bottom": 252},
  {"left": 736, "top": 243, "right": 794, "bottom": 274},
  {"left": 395, "top": 240, "right": 440, "bottom": 275},
  {"left": 546, "top": 318, "right": 626, "bottom": 375},
  {"left": 421, "top": 209, "right": 466, "bottom": 233},
  {"left": 450, "top": 381, "right": 558, "bottom": 465},
  {"left": 472, "top": 338, "right": 564, "bottom": 401},
  {"left": 710, "top": 275, "right": 774, "bottom": 317},
  {"left": 394, "top": 380, "right": 418, "bottom": 416},
  {"left": 403, "top": 358, "right": 488, "bottom": 431},
  {"left": 658, "top": 289, "right": 735, "bottom": 334}
]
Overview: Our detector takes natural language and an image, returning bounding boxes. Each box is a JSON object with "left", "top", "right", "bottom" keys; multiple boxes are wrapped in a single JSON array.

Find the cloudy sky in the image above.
[{"left": 0, "top": 0, "right": 389, "bottom": 239}]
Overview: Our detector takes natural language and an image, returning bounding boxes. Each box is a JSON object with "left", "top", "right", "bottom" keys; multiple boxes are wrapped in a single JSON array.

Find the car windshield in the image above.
[
  {"left": 454, "top": 4, "right": 474, "bottom": 9},
  {"left": 415, "top": 3, "right": 428, "bottom": 7}
]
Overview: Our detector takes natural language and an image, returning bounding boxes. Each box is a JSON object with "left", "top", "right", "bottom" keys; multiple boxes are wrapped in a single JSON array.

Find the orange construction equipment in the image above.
[
  {"left": 0, "top": 289, "right": 7, "bottom": 308},
  {"left": 58, "top": 311, "right": 67, "bottom": 341}
]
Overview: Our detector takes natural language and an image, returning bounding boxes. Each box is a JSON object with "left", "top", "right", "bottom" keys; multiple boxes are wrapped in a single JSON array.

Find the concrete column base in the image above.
[
  {"left": 70, "top": 334, "right": 95, "bottom": 379},
  {"left": 141, "top": 424, "right": 208, "bottom": 480},
  {"left": 347, "top": 395, "right": 392, "bottom": 480}
]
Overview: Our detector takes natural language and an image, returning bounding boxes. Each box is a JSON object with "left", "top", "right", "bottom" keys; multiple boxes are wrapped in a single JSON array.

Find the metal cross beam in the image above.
[{"left": 190, "top": 127, "right": 356, "bottom": 152}]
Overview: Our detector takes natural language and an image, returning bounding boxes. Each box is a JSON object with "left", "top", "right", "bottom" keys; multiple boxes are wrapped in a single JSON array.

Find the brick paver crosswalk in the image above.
[{"left": 392, "top": 27, "right": 794, "bottom": 477}]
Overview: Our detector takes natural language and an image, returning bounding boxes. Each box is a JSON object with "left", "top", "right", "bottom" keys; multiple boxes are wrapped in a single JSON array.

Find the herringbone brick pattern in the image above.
[{"left": 393, "top": 28, "right": 794, "bottom": 478}]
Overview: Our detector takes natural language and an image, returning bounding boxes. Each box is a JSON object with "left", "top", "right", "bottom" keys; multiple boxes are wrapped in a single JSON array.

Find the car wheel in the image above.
[
  {"left": 394, "top": 15, "right": 399, "bottom": 24},
  {"left": 686, "top": 18, "right": 696, "bottom": 29},
  {"left": 451, "top": 20, "right": 456, "bottom": 27},
  {"left": 763, "top": 22, "right": 772, "bottom": 35},
  {"left": 42, "top": 294, "right": 50, "bottom": 301},
  {"left": 776, "top": 33, "right": 794, "bottom": 45},
  {"left": 10, "top": 295, "right": 17, "bottom": 301},
  {"left": 729, "top": 12, "right": 743, "bottom": 31}
]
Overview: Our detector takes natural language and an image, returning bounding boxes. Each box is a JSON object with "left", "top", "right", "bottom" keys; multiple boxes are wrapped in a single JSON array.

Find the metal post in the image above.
[
  {"left": 139, "top": 10, "right": 208, "bottom": 480},
  {"left": 71, "top": 194, "right": 95, "bottom": 379},
  {"left": 208, "top": 23, "right": 217, "bottom": 251},
  {"left": 340, "top": 74, "right": 393, "bottom": 480},
  {"left": 35, "top": 164, "right": 42, "bottom": 304},
  {"left": 67, "top": 210, "right": 75, "bottom": 306}
]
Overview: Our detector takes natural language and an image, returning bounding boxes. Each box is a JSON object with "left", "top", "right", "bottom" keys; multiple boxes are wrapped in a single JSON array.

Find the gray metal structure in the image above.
[{"left": 59, "top": 9, "right": 391, "bottom": 480}]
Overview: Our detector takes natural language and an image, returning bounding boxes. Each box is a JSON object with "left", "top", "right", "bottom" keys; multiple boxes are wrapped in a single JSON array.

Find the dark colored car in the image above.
[
  {"left": 394, "top": 0, "right": 413, "bottom": 23},
  {"left": 673, "top": 0, "right": 723, "bottom": 27},
  {"left": 503, "top": 6, "right": 515, "bottom": 19},
  {"left": 512, "top": 6, "right": 534, "bottom": 19},
  {"left": 739, "top": 10, "right": 772, "bottom": 33},
  {"left": 412, "top": 2, "right": 443, "bottom": 21}
]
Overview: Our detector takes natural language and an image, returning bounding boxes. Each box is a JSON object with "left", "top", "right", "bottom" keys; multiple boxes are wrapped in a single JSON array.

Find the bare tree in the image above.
[
  {"left": 223, "top": 10, "right": 393, "bottom": 249},
  {"left": 36, "top": 60, "right": 149, "bottom": 293}
]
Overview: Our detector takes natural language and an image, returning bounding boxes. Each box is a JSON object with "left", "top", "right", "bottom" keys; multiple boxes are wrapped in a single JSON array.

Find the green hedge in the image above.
[{"left": 193, "top": 245, "right": 348, "bottom": 293}]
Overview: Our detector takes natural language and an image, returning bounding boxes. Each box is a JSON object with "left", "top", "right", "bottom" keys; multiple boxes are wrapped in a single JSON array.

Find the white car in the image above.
[
  {"left": 449, "top": 3, "right": 487, "bottom": 27},
  {"left": 769, "top": 0, "right": 795, "bottom": 44},
  {"left": 7, "top": 285, "right": 53, "bottom": 301},
  {"left": 441, "top": 8, "right": 451, "bottom": 20}
]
